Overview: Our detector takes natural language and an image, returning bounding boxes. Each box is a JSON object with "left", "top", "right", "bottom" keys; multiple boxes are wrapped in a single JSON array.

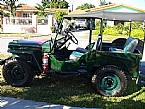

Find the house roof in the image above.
[
  {"left": 90, "top": 4, "right": 145, "bottom": 12},
  {"left": 65, "top": 11, "right": 145, "bottom": 22},
  {"left": 16, "top": 4, "right": 37, "bottom": 12},
  {"left": 16, "top": 4, "right": 68, "bottom": 13},
  {"left": 68, "top": 9, "right": 87, "bottom": 15},
  {"left": 69, "top": 4, "right": 145, "bottom": 15}
]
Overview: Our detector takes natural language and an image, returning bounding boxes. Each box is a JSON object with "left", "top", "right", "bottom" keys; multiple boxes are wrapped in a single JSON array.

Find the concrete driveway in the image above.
[{"left": 0, "top": 96, "right": 98, "bottom": 109}]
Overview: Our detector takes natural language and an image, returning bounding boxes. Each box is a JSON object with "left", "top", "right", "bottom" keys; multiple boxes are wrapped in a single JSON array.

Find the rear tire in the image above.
[
  {"left": 2, "top": 60, "right": 34, "bottom": 86},
  {"left": 92, "top": 65, "right": 127, "bottom": 96}
]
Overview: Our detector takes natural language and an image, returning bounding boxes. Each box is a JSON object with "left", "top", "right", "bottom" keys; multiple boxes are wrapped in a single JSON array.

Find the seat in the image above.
[
  {"left": 69, "top": 51, "right": 84, "bottom": 60},
  {"left": 123, "top": 38, "right": 138, "bottom": 53},
  {"left": 69, "top": 44, "right": 93, "bottom": 60},
  {"left": 110, "top": 37, "right": 138, "bottom": 53},
  {"left": 75, "top": 42, "right": 95, "bottom": 53},
  {"left": 69, "top": 42, "right": 95, "bottom": 60},
  {"left": 69, "top": 34, "right": 102, "bottom": 60}
]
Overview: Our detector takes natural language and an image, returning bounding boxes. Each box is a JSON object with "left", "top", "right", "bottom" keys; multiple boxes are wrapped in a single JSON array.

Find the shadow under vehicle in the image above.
[{"left": 1, "top": 11, "right": 145, "bottom": 96}]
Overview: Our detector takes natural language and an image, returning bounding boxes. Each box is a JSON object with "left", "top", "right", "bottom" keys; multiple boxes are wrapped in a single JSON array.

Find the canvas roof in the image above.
[{"left": 64, "top": 11, "right": 145, "bottom": 22}]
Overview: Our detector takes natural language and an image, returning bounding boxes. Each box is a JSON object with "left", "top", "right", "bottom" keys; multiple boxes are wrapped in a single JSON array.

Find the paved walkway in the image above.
[{"left": 0, "top": 96, "right": 98, "bottom": 109}]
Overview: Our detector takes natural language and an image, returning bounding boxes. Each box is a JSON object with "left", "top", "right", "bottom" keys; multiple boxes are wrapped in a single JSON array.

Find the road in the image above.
[
  {"left": 0, "top": 30, "right": 91, "bottom": 53},
  {"left": 0, "top": 37, "right": 24, "bottom": 53}
]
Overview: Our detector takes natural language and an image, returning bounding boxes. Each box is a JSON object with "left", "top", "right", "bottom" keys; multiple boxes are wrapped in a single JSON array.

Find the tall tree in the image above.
[
  {"left": 99, "top": 0, "right": 112, "bottom": 6},
  {"left": 0, "top": 0, "right": 19, "bottom": 16},
  {"left": 58, "top": 0, "right": 69, "bottom": 8},
  {"left": 41, "top": 0, "right": 69, "bottom": 8},
  {"left": 54, "top": 11, "right": 67, "bottom": 23},
  {"left": 76, "top": 3, "right": 95, "bottom": 10},
  {"left": 36, "top": 0, "right": 68, "bottom": 17},
  {"left": 35, "top": 3, "right": 48, "bottom": 17}
]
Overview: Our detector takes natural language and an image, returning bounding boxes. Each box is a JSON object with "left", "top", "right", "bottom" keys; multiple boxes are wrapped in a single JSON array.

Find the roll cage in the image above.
[{"left": 64, "top": 11, "right": 145, "bottom": 52}]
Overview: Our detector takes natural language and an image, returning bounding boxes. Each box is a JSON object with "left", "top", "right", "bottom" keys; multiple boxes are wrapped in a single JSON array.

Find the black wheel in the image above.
[
  {"left": 2, "top": 60, "right": 34, "bottom": 86},
  {"left": 92, "top": 65, "right": 127, "bottom": 96}
]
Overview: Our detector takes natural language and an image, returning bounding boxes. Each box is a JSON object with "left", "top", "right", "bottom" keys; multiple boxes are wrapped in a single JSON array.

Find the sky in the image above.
[{"left": 19, "top": 0, "right": 145, "bottom": 10}]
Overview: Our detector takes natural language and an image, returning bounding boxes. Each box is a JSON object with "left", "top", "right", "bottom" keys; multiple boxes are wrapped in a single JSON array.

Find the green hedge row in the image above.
[{"left": 94, "top": 22, "right": 144, "bottom": 39}]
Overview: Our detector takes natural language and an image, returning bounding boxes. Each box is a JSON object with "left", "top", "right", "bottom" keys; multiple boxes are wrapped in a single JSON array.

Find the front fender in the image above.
[{"left": 10, "top": 54, "right": 43, "bottom": 75}]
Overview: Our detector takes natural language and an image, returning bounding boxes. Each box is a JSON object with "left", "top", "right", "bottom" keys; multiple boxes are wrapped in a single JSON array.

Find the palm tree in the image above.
[
  {"left": 1, "top": 0, "right": 19, "bottom": 16},
  {"left": 35, "top": 3, "right": 48, "bottom": 17},
  {"left": 5, "top": 0, "right": 15, "bottom": 16}
]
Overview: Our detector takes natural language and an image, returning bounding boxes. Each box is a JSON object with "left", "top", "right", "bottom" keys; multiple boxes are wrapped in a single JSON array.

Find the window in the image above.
[{"left": 22, "top": 13, "right": 32, "bottom": 18}]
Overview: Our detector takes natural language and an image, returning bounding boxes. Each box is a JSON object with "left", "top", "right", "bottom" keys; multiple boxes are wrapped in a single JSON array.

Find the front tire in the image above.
[
  {"left": 2, "top": 60, "right": 34, "bottom": 86},
  {"left": 92, "top": 65, "right": 127, "bottom": 96}
]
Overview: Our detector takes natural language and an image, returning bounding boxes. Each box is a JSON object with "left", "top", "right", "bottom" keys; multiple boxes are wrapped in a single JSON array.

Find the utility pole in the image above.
[{"left": 71, "top": 0, "right": 74, "bottom": 11}]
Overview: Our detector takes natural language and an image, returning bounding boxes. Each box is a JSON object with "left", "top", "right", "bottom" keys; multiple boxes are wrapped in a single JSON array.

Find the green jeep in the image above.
[{"left": 1, "top": 11, "right": 145, "bottom": 96}]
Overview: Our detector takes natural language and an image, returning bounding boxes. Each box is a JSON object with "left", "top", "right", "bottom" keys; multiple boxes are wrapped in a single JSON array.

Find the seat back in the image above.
[
  {"left": 123, "top": 37, "right": 138, "bottom": 53},
  {"left": 92, "top": 34, "right": 102, "bottom": 50},
  {"left": 124, "top": 37, "right": 134, "bottom": 47}
]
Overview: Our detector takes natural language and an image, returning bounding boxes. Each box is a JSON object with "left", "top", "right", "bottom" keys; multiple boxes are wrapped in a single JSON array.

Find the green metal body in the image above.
[
  {"left": 7, "top": 37, "right": 141, "bottom": 78},
  {"left": 49, "top": 50, "right": 141, "bottom": 78}
]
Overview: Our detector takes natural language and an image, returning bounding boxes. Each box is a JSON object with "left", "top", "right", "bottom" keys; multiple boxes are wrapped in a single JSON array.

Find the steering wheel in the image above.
[
  {"left": 96, "top": 34, "right": 102, "bottom": 50},
  {"left": 67, "top": 30, "right": 78, "bottom": 44},
  {"left": 53, "top": 28, "right": 78, "bottom": 50}
]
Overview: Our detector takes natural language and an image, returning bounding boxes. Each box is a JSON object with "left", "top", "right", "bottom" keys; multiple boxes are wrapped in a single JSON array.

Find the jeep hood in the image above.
[
  {"left": 29, "top": 36, "right": 49, "bottom": 44},
  {"left": 9, "top": 36, "right": 49, "bottom": 46}
]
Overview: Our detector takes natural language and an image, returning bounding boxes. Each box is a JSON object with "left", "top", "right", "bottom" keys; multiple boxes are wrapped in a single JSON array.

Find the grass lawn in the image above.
[
  {"left": 0, "top": 68, "right": 145, "bottom": 109},
  {"left": 80, "top": 30, "right": 129, "bottom": 42}
]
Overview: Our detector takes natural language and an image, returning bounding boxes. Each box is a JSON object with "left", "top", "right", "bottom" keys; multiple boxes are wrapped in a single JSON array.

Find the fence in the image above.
[
  {"left": 5, "top": 17, "right": 32, "bottom": 25},
  {"left": 3, "top": 15, "right": 53, "bottom": 34}
]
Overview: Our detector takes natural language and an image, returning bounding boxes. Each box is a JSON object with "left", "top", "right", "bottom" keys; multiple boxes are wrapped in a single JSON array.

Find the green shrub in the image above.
[
  {"left": 131, "top": 29, "right": 144, "bottom": 39},
  {"left": 115, "top": 23, "right": 124, "bottom": 34},
  {"left": 93, "top": 27, "right": 100, "bottom": 35},
  {"left": 51, "top": 26, "right": 55, "bottom": 33},
  {"left": 103, "top": 27, "right": 118, "bottom": 36},
  {"left": 93, "top": 22, "right": 144, "bottom": 39},
  {"left": 131, "top": 22, "right": 142, "bottom": 29}
]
